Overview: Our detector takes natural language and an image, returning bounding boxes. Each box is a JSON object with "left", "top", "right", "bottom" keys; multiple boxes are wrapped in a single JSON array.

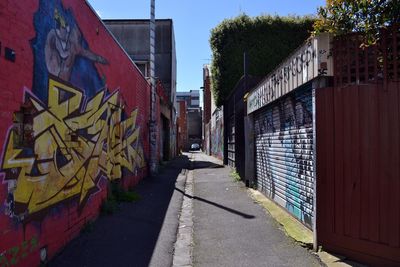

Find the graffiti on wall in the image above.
[
  {"left": 254, "top": 87, "right": 314, "bottom": 227},
  {"left": 2, "top": 81, "right": 145, "bottom": 219},
  {"left": 0, "top": 236, "right": 38, "bottom": 266},
  {"left": 1, "top": 0, "right": 145, "bottom": 220},
  {"left": 32, "top": 0, "right": 107, "bottom": 101},
  {"left": 211, "top": 109, "right": 224, "bottom": 160}
]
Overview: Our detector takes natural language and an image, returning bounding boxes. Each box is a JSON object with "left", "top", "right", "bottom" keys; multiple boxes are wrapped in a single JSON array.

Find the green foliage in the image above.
[
  {"left": 81, "top": 220, "right": 95, "bottom": 234},
  {"left": 110, "top": 182, "right": 141, "bottom": 202},
  {"left": 230, "top": 169, "right": 241, "bottom": 182},
  {"left": 101, "top": 196, "right": 119, "bottom": 215},
  {"left": 210, "top": 14, "right": 315, "bottom": 106},
  {"left": 101, "top": 182, "right": 141, "bottom": 215},
  {"left": 313, "top": 0, "right": 400, "bottom": 46}
]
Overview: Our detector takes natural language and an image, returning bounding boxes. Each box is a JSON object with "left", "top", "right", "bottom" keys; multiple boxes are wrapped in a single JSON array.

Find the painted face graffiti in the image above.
[
  {"left": 1, "top": 79, "right": 145, "bottom": 220},
  {"left": 45, "top": 8, "right": 108, "bottom": 81}
]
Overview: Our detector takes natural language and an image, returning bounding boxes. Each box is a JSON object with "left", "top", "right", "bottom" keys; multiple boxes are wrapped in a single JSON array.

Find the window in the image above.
[
  {"left": 12, "top": 102, "right": 34, "bottom": 148},
  {"left": 135, "top": 62, "right": 148, "bottom": 77}
]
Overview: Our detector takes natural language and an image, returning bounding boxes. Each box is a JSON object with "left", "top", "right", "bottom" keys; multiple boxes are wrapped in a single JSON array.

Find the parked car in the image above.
[{"left": 190, "top": 143, "right": 200, "bottom": 151}]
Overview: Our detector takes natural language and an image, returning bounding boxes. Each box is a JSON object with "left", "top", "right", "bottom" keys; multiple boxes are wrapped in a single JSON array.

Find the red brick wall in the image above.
[
  {"left": 203, "top": 70, "right": 211, "bottom": 125},
  {"left": 177, "top": 100, "right": 188, "bottom": 151},
  {"left": 0, "top": 1, "right": 150, "bottom": 266}
]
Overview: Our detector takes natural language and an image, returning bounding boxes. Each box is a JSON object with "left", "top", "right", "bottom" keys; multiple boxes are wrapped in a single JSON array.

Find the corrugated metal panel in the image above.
[{"left": 254, "top": 85, "right": 314, "bottom": 228}]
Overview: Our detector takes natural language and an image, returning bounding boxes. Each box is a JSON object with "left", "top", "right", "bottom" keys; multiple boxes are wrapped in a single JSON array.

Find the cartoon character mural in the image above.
[
  {"left": 1, "top": 0, "right": 145, "bottom": 220},
  {"left": 45, "top": 9, "right": 108, "bottom": 81},
  {"left": 32, "top": 0, "right": 106, "bottom": 101}
]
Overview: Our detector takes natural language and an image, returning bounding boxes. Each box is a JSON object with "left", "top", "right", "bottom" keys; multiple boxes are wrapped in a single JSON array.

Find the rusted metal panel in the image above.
[{"left": 254, "top": 84, "right": 314, "bottom": 229}]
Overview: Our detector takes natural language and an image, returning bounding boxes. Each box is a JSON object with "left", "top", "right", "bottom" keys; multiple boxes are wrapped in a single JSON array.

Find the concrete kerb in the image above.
[
  {"left": 247, "top": 188, "right": 368, "bottom": 267},
  {"left": 172, "top": 153, "right": 194, "bottom": 267},
  {"left": 248, "top": 188, "right": 313, "bottom": 247}
]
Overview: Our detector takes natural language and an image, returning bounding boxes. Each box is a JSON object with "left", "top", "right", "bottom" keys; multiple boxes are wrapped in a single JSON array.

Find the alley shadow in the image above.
[
  {"left": 190, "top": 160, "right": 224, "bottom": 170},
  {"left": 50, "top": 155, "right": 191, "bottom": 267},
  {"left": 174, "top": 187, "right": 255, "bottom": 219}
]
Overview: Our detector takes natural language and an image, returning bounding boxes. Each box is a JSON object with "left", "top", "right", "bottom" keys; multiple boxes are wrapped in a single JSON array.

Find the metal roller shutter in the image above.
[
  {"left": 254, "top": 85, "right": 314, "bottom": 228},
  {"left": 227, "top": 116, "right": 235, "bottom": 168}
]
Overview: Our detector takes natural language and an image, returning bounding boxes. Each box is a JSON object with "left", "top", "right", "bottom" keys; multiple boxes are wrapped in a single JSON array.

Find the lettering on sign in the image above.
[{"left": 247, "top": 34, "right": 332, "bottom": 114}]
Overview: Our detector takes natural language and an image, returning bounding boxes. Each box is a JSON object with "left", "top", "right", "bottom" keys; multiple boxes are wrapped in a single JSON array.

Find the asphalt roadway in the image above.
[{"left": 50, "top": 152, "right": 322, "bottom": 267}]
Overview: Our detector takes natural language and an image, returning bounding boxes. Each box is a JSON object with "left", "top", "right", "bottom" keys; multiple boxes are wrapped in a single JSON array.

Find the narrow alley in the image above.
[
  {"left": 50, "top": 152, "right": 322, "bottom": 267},
  {"left": 1, "top": 1, "right": 399, "bottom": 266}
]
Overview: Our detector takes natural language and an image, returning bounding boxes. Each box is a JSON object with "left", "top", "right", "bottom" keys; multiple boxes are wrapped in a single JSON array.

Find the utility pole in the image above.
[{"left": 149, "top": 0, "right": 158, "bottom": 175}]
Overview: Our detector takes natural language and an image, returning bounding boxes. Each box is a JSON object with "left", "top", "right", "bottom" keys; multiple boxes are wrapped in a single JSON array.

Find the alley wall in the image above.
[{"left": 0, "top": 0, "right": 151, "bottom": 266}]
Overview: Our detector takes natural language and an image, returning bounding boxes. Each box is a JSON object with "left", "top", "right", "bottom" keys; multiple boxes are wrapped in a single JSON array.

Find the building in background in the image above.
[
  {"left": 104, "top": 19, "right": 177, "bottom": 160},
  {"left": 202, "top": 65, "right": 212, "bottom": 154},
  {"left": 177, "top": 90, "right": 202, "bottom": 148},
  {"left": 176, "top": 100, "right": 188, "bottom": 152},
  {"left": 176, "top": 90, "right": 200, "bottom": 108}
]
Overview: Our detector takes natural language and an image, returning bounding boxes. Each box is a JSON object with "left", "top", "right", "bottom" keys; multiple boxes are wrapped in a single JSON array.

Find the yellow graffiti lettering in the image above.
[{"left": 1, "top": 78, "right": 145, "bottom": 217}]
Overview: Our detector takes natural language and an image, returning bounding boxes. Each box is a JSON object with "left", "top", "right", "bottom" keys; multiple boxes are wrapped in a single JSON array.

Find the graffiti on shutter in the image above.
[
  {"left": 254, "top": 86, "right": 314, "bottom": 228},
  {"left": 227, "top": 116, "right": 235, "bottom": 168}
]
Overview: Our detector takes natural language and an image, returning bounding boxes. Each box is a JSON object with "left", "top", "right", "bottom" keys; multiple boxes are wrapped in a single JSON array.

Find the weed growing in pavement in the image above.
[
  {"left": 111, "top": 183, "right": 141, "bottom": 203},
  {"left": 81, "top": 220, "right": 95, "bottom": 234},
  {"left": 230, "top": 169, "right": 241, "bottom": 182},
  {"left": 252, "top": 182, "right": 258, "bottom": 190},
  {"left": 101, "top": 182, "right": 141, "bottom": 215},
  {"left": 101, "top": 196, "right": 119, "bottom": 215}
]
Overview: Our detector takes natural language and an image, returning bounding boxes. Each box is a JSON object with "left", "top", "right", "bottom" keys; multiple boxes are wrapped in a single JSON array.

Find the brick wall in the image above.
[
  {"left": 0, "top": 1, "right": 150, "bottom": 266},
  {"left": 203, "top": 67, "right": 211, "bottom": 125},
  {"left": 177, "top": 100, "right": 188, "bottom": 151}
]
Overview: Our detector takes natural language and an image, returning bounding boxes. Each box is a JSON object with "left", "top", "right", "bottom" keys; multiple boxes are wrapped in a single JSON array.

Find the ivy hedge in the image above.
[{"left": 210, "top": 14, "right": 315, "bottom": 106}]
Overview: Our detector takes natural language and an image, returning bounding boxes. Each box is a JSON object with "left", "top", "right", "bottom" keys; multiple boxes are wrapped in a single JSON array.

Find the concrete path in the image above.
[
  {"left": 191, "top": 152, "right": 322, "bottom": 267},
  {"left": 50, "top": 152, "right": 323, "bottom": 267},
  {"left": 50, "top": 155, "right": 190, "bottom": 267}
]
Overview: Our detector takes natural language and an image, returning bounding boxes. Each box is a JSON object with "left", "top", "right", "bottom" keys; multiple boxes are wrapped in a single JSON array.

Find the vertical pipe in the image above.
[{"left": 149, "top": 0, "right": 158, "bottom": 174}]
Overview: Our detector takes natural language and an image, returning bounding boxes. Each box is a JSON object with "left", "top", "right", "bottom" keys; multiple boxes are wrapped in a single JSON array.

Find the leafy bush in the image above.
[
  {"left": 313, "top": 0, "right": 400, "bottom": 46},
  {"left": 210, "top": 14, "right": 315, "bottom": 106}
]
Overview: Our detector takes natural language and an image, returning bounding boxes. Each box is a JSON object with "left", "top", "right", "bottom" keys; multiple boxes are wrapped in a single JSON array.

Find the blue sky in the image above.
[{"left": 88, "top": 0, "right": 326, "bottom": 93}]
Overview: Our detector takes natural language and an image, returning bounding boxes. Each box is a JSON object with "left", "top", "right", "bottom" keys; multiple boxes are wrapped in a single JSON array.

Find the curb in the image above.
[
  {"left": 248, "top": 188, "right": 368, "bottom": 267},
  {"left": 248, "top": 188, "right": 313, "bottom": 246},
  {"left": 172, "top": 154, "right": 194, "bottom": 267}
]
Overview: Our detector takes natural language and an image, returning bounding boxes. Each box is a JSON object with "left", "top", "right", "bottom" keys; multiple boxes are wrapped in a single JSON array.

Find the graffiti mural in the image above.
[
  {"left": 0, "top": 236, "right": 38, "bottom": 266},
  {"left": 2, "top": 79, "right": 145, "bottom": 219},
  {"left": 254, "top": 86, "right": 314, "bottom": 228},
  {"left": 32, "top": 0, "right": 107, "bottom": 101},
  {"left": 211, "top": 108, "right": 224, "bottom": 160},
  {"left": 1, "top": 0, "right": 145, "bottom": 220}
]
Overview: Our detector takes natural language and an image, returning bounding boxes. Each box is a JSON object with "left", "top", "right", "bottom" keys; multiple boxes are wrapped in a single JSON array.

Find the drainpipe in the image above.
[{"left": 149, "top": 0, "right": 158, "bottom": 175}]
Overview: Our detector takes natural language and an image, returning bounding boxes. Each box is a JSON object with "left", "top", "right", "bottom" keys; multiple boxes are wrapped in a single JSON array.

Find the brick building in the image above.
[
  {"left": 176, "top": 100, "right": 188, "bottom": 152},
  {"left": 0, "top": 1, "right": 152, "bottom": 265}
]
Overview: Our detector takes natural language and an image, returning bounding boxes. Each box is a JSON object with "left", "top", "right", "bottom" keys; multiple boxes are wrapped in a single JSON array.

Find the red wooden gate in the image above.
[{"left": 316, "top": 26, "right": 400, "bottom": 266}]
